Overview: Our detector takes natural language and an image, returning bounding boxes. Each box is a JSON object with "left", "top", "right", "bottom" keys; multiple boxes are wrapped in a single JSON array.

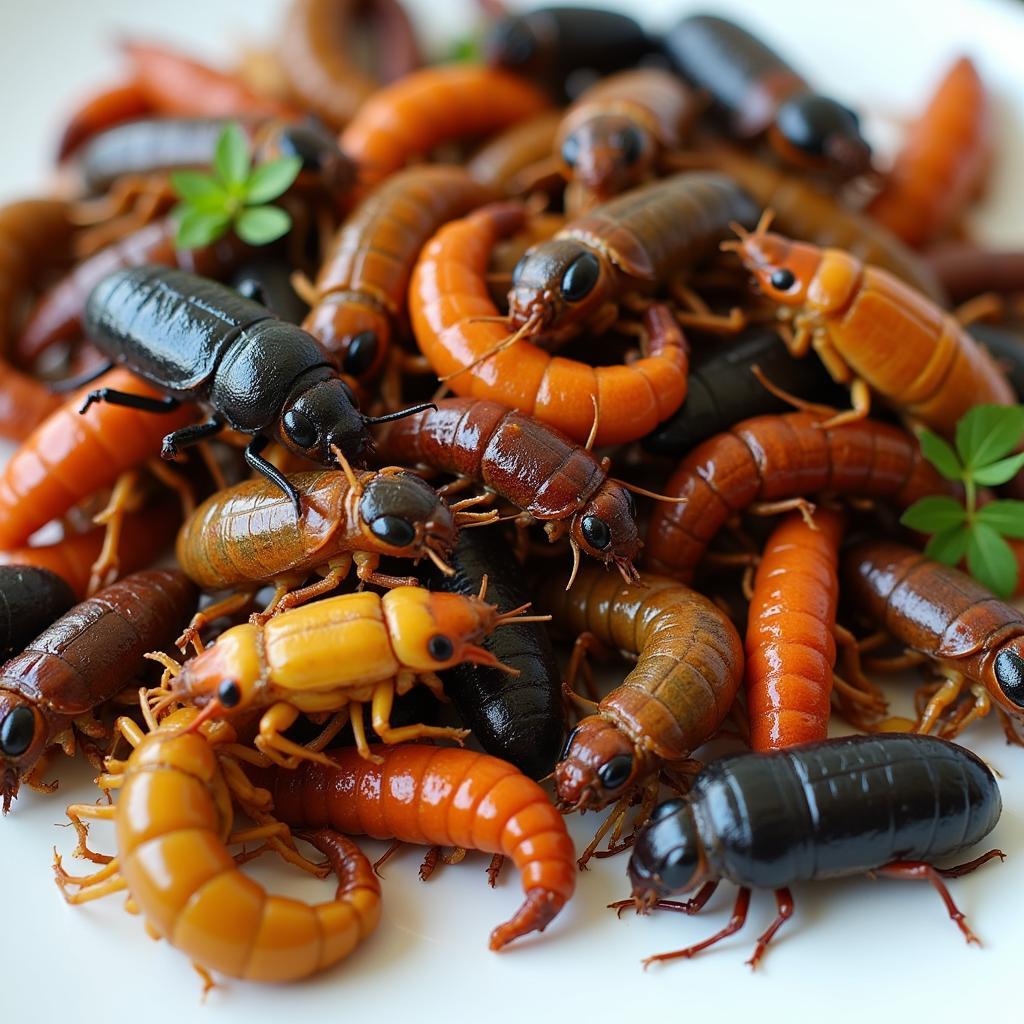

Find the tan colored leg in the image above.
[
  {"left": 349, "top": 703, "right": 381, "bottom": 763},
  {"left": 251, "top": 562, "right": 350, "bottom": 624},
  {"left": 748, "top": 497, "right": 817, "bottom": 527},
  {"left": 370, "top": 681, "right": 469, "bottom": 747},
  {"left": 178, "top": 590, "right": 255, "bottom": 653},
  {"left": 354, "top": 550, "right": 418, "bottom": 589},
  {"left": 254, "top": 703, "right": 342, "bottom": 769},
  {"left": 88, "top": 471, "right": 143, "bottom": 595},
  {"left": 916, "top": 672, "right": 965, "bottom": 735}
]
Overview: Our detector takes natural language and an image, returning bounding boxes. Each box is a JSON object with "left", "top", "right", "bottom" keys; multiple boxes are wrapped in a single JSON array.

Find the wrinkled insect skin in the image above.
[
  {"left": 629, "top": 736, "right": 1000, "bottom": 956},
  {"left": 536, "top": 565, "right": 744, "bottom": 812},
  {"left": 843, "top": 541, "right": 1024, "bottom": 722},
  {"left": 175, "top": 467, "right": 457, "bottom": 592},
  {"left": 0, "top": 569, "right": 196, "bottom": 813},
  {"left": 421, "top": 529, "right": 564, "bottom": 780},
  {"left": 0, "top": 566, "right": 75, "bottom": 662},
  {"left": 254, "top": 744, "right": 576, "bottom": 949},
  {"left": 734, "top": 230, "right": 1015, "bottom": 435}
]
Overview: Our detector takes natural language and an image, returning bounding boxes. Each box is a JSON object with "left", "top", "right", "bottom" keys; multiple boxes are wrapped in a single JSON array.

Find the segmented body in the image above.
[
  {"left": 0, "top": 566, "right": 75, "bottom": 661},
  {"left": 467, "top": 111, "right": 563, "bottom": 195}
]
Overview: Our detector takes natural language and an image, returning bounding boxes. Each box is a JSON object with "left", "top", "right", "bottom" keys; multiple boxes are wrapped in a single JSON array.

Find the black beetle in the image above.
[{"left": 79, "top": 266, "right": 432, "bottom": 516}]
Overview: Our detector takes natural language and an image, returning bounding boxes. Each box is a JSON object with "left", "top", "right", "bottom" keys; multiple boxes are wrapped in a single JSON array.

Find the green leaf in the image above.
[
  {"left": 234, "top": 205, "right": 291, "bottom": 245},
  {"left": 214, "top": 122, "right": 251, "bottom": 187},
  {"left": 955, "top": 403, "right": 1024, "bottom": 470},
  {"left": 971, "top": 451, "right": 1024, "bottom": 487},
  {"left": 966, "top": 523, "right": 1018, "bottom": 599},
  {"left": 900, "top": 496, "right": 967, "bottom": 534},
  {"left": 924, "top": 525, "right": 971, "bottom": 566},
  {"left": 245, "top": 155, "right": 303, "bottom": 205},
  {"left": 976, "top": 500, "right": 1024, "bottom": 538},
  {"left": 175, "top": 207, "right": 232, "bottom": 249},
  {"left": 449, "top": 34, "right": 482, "bottom": 62},
  {"left": 917, "top": 428, "right": 962, "bottom": 481},
  {"left": 170, "top": 169, "right": 223, "bottom": 205}
]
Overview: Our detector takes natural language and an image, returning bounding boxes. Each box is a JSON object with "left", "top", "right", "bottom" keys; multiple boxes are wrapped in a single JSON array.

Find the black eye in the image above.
[
  {"left": 597, "top": 753, "right": 633, "bottom": 791},
  {"left": 561, "top": 133, "right": 581, "bottom": 168},
  {"left": 616, "top": 125, "right": 643, "bottom": 165},
  {"left": 283, "top": 408, "right": 317, "bottom": 449},
  {"left": 369, "top": 515, "right": 416, "bottom": 548},
  {"left": 995, "top": 650, "right": 1024, "bottom": 708},
  {"left": 343, "top": 331, "right": 378, "bottom": 377},
  {"left": 581, "top": 514, "right": 611, "bottom": 550},
  {"left": 427, "top": 634, "right": 454, "bottom": 661},
  {"left": 770, "top": 268, "right": 796, "bottom": 292},
  {"left": 217, "top": 680, "right": 241, "bottom": 708},
  {"left": 0, "top": 706, "right": 34, "bottom": 758},
  {"left": 560, "top": 252, "right": 600, "bottom": 302},
  {"left": 651, "top": 798, "right": 686, "bottom": 823}
]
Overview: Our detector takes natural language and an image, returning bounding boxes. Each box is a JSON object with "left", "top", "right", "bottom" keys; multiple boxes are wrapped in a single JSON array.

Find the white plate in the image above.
[{"left": 1, "top": 3, "right": 1023, "bottom": 1023}]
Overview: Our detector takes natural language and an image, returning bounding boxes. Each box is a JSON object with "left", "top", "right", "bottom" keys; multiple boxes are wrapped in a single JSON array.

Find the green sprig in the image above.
[
  {"left": 900, "top": 404, "right": 1024, "bottom": 598},
  {"left": 170, "top": 122, "right": 302, "bottom": 249}
]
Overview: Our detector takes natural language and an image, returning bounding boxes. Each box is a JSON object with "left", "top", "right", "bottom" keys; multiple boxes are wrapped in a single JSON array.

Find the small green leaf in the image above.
[
  {"left": 170, "top": 169, "right": 224, "bottom": 205},
  {"left": 971, "top": 451, "right": 1024, "bottom": 487},
  {"left": 955, "top": 403, "right": 1024, "bottom": 470},
  {"left": 917, "top": 428, "right": 963, "bottom": 481},
  {"left": 924, "top": 525, "right": 971, "bottom": 566},
  {"left": 976, "top": 500, "right": 1024, "bottom": 538},
  {"left": 175, "top": 207, "right": 232, "bottom": 249},
  {"left": 234, "top": 205, "right": 291, "bottom": 245},
  {"left": 900, "top": 496, "right": 967, "bottom": 534},
  {"left": 449, "top": 34, "right": 482, "bottom": 62},
  {"left": 214, "top": 122, "right": 251, "bottom": 187},
  {"left": 966, "top": 523, "right": 1018, "bottom": 599},
  {"left": 245, "top": 155, "right": 303, "bottom": 205}
]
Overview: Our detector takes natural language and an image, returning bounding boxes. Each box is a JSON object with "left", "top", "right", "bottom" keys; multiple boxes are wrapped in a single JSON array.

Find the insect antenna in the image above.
[
  {"left": 609, "top": 478, "right": 688, "bottom": 504},
  {"left": 440, "top": 313, "right": 542, "bottom": 382}
]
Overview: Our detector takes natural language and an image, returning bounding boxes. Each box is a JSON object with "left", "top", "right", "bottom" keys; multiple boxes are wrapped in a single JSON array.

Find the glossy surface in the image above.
[{"left": 0, "top": 565, "right": 75, "bottom": 661}]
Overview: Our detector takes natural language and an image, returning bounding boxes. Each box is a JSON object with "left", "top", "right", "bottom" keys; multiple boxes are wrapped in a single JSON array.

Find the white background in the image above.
[{"left": 1, "top": 2, "right": 1023, "bottom": 1023}]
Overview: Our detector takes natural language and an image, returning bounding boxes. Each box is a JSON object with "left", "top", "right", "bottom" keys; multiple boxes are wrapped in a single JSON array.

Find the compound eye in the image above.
[
  {"left": 368, "top": 515, "right": 416, "bottom": 549},
  {"left": 651, "top": 797, "right": 686, "bottom": 823},
  {"left": 283, "top": 408, "right": 317, "bottom": 449},
  {"left": 560, "top": 252, "right": 600, "bottom": 302},
  {"left": 427, "top": 634, "right": 455, "bottom": 662},
  {"left": 217, "top": 680, "right": 241, "bottom": 709},
  {"left": 561, "top": 133, "right": 581, "bottom": 168},
  {"left": 343, "top": 331, "right": 378, "bottom": 377},
  {"left": 769, "top": 268, "right": 797, "bottom": 292},
  {"left": 0, "top": 706, "right": 34, "bottom": 758},
  {"left": 995, "top": 650, "right": 1024, "bottom": 708},
  {"left": 580, "top": 514, "right": 611, "bottom": 550},
  {"left": 597, "top": 753, "right": 633, "bottom": 791},
  {"left": 617, "top": 124, "right": 644, "bottom": 164}
]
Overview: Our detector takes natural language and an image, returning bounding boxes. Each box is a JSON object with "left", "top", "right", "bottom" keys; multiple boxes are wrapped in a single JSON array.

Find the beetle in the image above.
[{"left": 78, "top": 266, "right": 432, "bottom": 516}]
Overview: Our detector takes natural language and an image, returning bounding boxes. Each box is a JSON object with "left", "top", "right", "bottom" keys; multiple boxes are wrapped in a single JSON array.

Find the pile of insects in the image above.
[{"left": 2, "top": 0, "right": 1023, "bottom": 989}]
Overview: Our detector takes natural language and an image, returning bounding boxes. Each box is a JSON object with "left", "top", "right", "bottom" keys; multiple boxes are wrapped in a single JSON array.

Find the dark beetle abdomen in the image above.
[{"left": 690, "top": 735, "right": 1001, "bottom": 889}]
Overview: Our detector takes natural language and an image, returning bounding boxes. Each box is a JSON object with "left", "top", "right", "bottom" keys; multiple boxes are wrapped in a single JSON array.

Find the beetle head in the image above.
[
  {"left": 554, "top": 716, "right": 641, "bottom": 811},
  {"left": 724, "top": 213, "right": 818, "bottom": 309},
  {"left": 0, "top": 693, "right": 48, "bottom": 814},
  {"left": 572, "top": 482, "right": 642, "bottom": 583},
  {"left": 358, "top": 469, "right": 457, "bottom": 566},
  {"left": 559, "top": 115, "right": 654, "bottom": 199},
  {"left": 771, "top": 92, "right": 871, "bottom": 176},
  {"left": 628, "top": 798, "right": 705, "bottom": 905},
  {"left": 279, "top": 376, "right": 369, "bottom": 466},
  {"left": 264, "top": 120, "right": 356, "bottom": 194}
]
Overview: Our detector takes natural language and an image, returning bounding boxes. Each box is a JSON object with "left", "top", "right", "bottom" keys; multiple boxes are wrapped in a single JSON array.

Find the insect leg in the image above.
[
  {"left": 50, "top": 360, "right": 115, "bottom": 393},
  {"left": 874, "top": 861, "right": 981, "bottom": 945},
  {"left": 641, "top": 887, "right": 752, "bottom": 969},
  {"left": 79, "top": 387, "right": 181, "bottom": 416},
  {"left": 745, "top": 887, "right": 794, "bottom": 969},
  {"left": 160, "top": 416, "right": 223, "bottom": 459},
  {"left": 244, "top": 435, "right": 303, "bottom": 518}
]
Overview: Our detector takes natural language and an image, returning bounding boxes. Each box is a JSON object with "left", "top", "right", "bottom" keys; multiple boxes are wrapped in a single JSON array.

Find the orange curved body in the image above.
[
  {"left": 745, "top": 508, "right": 845, "bottom": 750},
  {"left": 467, "top": 111, "right": 563, "bottom": 195},
  {"left": 56, "top": 79, "right": 152, "bottom": 161},
  {"left": 868, "top": 57, "right": 990, "bottom": 248},
  {"left": 340, "top": 65, "right": 550, "bottom": 188},
  {"left": 124, "top": 41, "right": 298, "bottom": 118},
  {"left": 410, "top": 202, "right": 687, "bottom": 446},
  {"left": 645, "top": 413, "right": 950, "bottom": 581},
  {"left": 0, "top": 368, "right": 197, "bottom": 549},
  {"left": 0, "top": 364, "right": 62, "bottom": 442},
  {"left": 260, "top": 744, "right": 575, "bottom": 950}
]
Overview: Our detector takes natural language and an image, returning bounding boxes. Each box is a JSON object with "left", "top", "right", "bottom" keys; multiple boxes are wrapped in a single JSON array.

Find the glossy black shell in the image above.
[
  {"left": 85, "top": 266, "right": 337, "bottom": 433},
  {"left": 636, "top": 735, "right": 1000, "bottom": 891},
  {"left": 233, "top": 261, "right": 310, "bottom": 325},
  {"left": 420, "top": 529, "right": 564, "bottom": 779},
  {"left": 642, "top": 327, "right": 845, "bottom": 456},
  {"left": 0, "top": 566, "right": 75, "bottom": 662}
]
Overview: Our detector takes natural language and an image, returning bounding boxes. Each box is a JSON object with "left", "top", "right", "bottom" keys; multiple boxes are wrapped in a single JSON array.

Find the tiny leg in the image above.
[
  {"left": 745, "top": 887, "right": 794, "bottom": 969},
  {"left": 642, "top": 887, "right": 751, "bottom": 969},
  {"left": 875, "top": 861, "right": 983, "bottom": 945},
  {"left": 80, "top": 388, "right": 181, "bottom": 416}
]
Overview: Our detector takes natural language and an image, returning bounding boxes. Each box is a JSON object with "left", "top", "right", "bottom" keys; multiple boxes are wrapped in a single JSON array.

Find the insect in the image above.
[
  {"left": 151, "top": 585, "right": 545, "bottom": 767},
  {"left": 232, "top": 259, "right": 310, "bottom": 323},
  {"left": 842, "top": 540, "right": 1024, "bottom": 740},
  {"left": 745, "top": 508, "right": 885, "bottom": 749},
  {"left": 726, "top": 218, "right": 1015, "bottom": 433},
  {"left": 175, "top": 463, "right": 463, "bottom": 624},
  {"left": 467, "top": 111, "right": 563, "bottom": 196},
  {"left": 0, "top": 569, "right": 196, "bottom": 813},
  {"left": 556, "top": 69, "right": 699, "bottom": 210},
  {"left": 420, "top": 529, "right": 564, "bottom": 780},
  {"left": 868, "top": 57, "right": 990, "bottom": 248},
  {"left": 0, "top": 566, "right": 75, "bottom": 662},
  {"left": 256, "top": 744, "right": 575, "bottom": 950},
  {"left": 302, "top": 165, "right": 494, "bottom": 381},
  {"left": 505, "top": 172, "right": 757, "bottom": 346},
  {"left": 410, "top": 203, "right": 689, "bottom": 447},
  {"left": 376, "top": 397, "right": 667, "bottom": 584},
  {"left": 56, "top": 78, "right": 152, "bottom": 161},
  {"left": 621, "top": 735, "right": 1002, "bottom": 968},
  {"left": 536, "top": 563, "right": 743, "bottom": 865},
  {"left": 641, "top": 326, "right": 845, "bottom": 456},
  {"left": 484, "top": 5, "right": 655, "bottom": 104},
  {"left": 968, "top": 324, "right": 1024, "bottom": 400},
  {"left": 79, "top": 266, "right": 432, "bottom": 516},
  {"left": 54, "top": 710, "right": 381, "bottom": 987},
  {"left": 280, "top": 0, "right": 421, "bottom": 129},
  {"left": 664, "top": 14, "right": 871, "bottom": 176},
  {"left": 17, "top": 217, "right": 252, "bottom": 367},
  {"left": 339, "top": 64, "right": 550, "bottom": 190},
  {"left": 645, "top": 412, "right": 951, "bottom": 581}
]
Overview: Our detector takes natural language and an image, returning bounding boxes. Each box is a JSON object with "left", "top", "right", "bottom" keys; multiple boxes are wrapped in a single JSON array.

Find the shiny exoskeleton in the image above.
[
  {"left": 80, "top": 266, "right": 432, "bottom": 515},
  {"left": 0, "top": 566, "right": 75, "bottom": 662},
  {"left": 232, "top": 260, "right": 310, "bottom": 324},
  {"left": 627, "top": 735, "right": 1001, "bottom": 967}
]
